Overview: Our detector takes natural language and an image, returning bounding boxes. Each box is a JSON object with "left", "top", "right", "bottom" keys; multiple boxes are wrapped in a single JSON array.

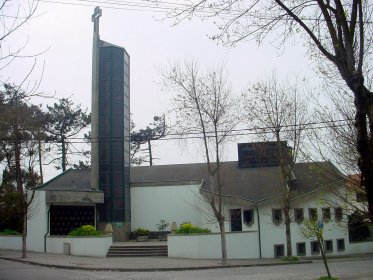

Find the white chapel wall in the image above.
[
  {"left": 27, "top": 190, "right": 49, "bottom": 252},
  {"left": 259, "top": 191, "right": 350, "bottom": 258},
  {"left": 200, "top": 200, "right": 259, "bottom": 234},
  {"left": 130, "top": 184, "right": 203, "bottom": 231}
]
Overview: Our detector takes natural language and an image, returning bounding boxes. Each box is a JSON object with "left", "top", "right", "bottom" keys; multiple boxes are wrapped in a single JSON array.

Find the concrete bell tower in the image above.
[{"left": 91, "top": 7, "right": 131, "bottom": 241}]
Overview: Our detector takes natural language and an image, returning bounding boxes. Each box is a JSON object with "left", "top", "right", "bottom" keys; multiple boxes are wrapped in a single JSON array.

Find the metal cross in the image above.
[{"left": 92, "top": 6, "right": 102, "bottom": 33}]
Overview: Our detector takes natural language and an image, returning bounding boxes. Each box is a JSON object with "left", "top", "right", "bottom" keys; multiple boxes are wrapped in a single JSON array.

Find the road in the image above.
[{"left": 0, "top": 258, "right": 372, "bottom": 280}]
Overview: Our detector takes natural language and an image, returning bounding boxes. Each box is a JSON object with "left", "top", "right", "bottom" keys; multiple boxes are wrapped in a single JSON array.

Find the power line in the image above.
[
  {"left": 0, "top": 118, "right": 352, "bottom": 143},
  {"left": 39, "top": 0, "right": 373, "bottom": 24}
]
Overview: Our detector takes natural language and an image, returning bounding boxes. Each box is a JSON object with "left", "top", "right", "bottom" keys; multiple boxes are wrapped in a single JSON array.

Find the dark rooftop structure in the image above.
[{"left": 237, "top": 141, "right": 292, "bottom": 168}]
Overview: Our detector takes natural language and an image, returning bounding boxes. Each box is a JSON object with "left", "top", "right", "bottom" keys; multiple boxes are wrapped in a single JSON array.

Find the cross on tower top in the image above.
[{"left": 92, "top": 6, "right": 102, "bottom": 34}]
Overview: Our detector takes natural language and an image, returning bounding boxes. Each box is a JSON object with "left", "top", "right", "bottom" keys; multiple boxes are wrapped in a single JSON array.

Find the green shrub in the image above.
[
  {"left": 281, "top": 256, "right": 299, "bottom": 262},
  {"left": 68, "top": 225, "right": 103, "bottom": 236},
  {"left": 0, "top": 229, "right": 21, "bottom": 235},
  {"left": 133, "top": 228, "right": 150, "bottom": 236},
  {"left": 156, "top": 220, "right": 169, "bottom": 232},
  {"left": 176, "top": 223, "right": 211, "bottom": 234}
]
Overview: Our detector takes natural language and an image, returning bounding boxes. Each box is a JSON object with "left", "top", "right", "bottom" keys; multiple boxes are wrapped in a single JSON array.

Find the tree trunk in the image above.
[
  {"left": 147, "top": 138, "right": 153, "bottom": 166},
  {"left": 352, "top": 83, "right": 373, "bottom": 222},
  {"left": 61, "top": 136, "right": 66, "bottom": 172},
  {"left": 284, "top": 204, "right": 292, "bottom": 256},
  {"left": 218, "top": 219, "right": 228, "bottom": 265},
  {"left": 275, "top": 130, "right": 293, "bottom": 255},
  {"left": 38, "top": 139, "right": 43, "bottom": 184},
  {"left": 318, "top": 239, "right": 331, "bottom": 278},
  {"left": 22, "top": 199, "right": 27, "bottom": 258},
  {"left": 15, "top": 140, "right": 23, "bottom": 193}
]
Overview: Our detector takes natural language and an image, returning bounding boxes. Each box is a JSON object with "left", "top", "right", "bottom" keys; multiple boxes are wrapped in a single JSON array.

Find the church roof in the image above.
[
  {"left": 37, "top": 169, "right": 94, "bottom": 192},
  {"left": 38, "top": 161, "right": 344, "bottom": 202},
  {"left": 131, "top": 161, "right": 345, "bottom": 202}
]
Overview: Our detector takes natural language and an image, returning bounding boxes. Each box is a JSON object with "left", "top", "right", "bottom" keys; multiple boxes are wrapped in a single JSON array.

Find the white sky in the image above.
[{"left": 5, "top": 0, "right": 325, "bottom": 181}]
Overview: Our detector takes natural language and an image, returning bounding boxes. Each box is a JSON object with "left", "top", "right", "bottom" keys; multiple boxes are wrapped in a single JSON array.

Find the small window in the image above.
[
  {"left": 311, "top": 241, "right": 320, "bottom": 254},
  {"left": 324, "top": 240, "right": 333, "bottom": 253},
  {"left": 243, "top": 209, "right": 254, "bottom": 225},
  {"left": 294, "top": 208, "right": 304, "bottom": 223},
  {"left": 274, "top": 244, "right": 285, "bottom": 258},
  {"left": 356, "top": 192, "right": 367, "bottom": 202},
  {"left": 337, "top": 238, "right": 345, "bottom": 251},
  {"left": 322, "top": 208, "right": 331, "bottom": 222},
  {"left": 273, "top": 209, "right": 282, "bottom": 225},
  {"left": 309, "top": 208, "right": 318, "bottom": 221},
  {"left": 335, "top": 208, "right": 343, "bottom": 222},
  {"left": 230, "top": 209, "right": 242, "bottom": 232},
  {"left": 296, "top": 242, "right": 306, "bottom": 256}
]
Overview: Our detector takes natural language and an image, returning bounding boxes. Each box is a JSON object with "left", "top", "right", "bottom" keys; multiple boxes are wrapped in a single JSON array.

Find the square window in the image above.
[
  {"left": 243, "top": 209, "right": 254, "bottom": 225},
  {"left": 335, "top": 208, "right": 343, "bottom": 222},
  {"left": 294, "top": 208, "right": 304, "bottom": 223},
  {"left": 273, "top": 209, "right": 282, "bottom": 225},
  {"left": 337, "top": 239, "right": 345, "bottom": 251},
  {"left": 356, "top": 192, "right": 367, "bottom": 202},
  {"left": 322, "top": 208, "right": 331, "bottom": 222},
  {"left": 324, "top": 240, "right": 333, "bottom": 253},
  {"left": 309, "top": 208, "right": 318, "bottom": 221},
  {"left": 296, "top": 242, "right": 306, "bottom": 256},
  {"left": 311, "top": 241, "right": 320, "bottom": 254},
  {"left": 274, "top": 244, "right": 285, "bottom": 258}
]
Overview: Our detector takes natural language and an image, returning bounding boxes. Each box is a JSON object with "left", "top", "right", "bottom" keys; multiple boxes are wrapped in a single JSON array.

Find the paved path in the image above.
[
  {"left": 0, "top": 249, "right": 372, "bottom": 272},
  {"left": 1, "top": 258, "right": 373, "bottom": 280}
]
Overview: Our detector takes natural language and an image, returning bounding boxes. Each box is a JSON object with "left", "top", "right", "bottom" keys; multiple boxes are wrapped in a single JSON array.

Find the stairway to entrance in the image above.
[{"left": 106, "top": 242, "right": 168, "bottom": 257}]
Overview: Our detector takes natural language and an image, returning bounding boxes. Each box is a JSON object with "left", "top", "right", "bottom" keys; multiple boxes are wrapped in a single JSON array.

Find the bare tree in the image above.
[
  {"left": 244, "top": 73, "right": 309, "bottom": 256},
  {"left": 163, "top": 60, "right": 242, "bottom": 265},
  {"left": 0, "top": 1, "right": 39, "bottom": 78},
  {"left": 310, "top": 87, "right": 369, "bottom": 223},
  {"left": 161, "top": 0, "right": 373, "bottom": 222},
  {"left": 312, "top": 88, "right": 358, "bottom": 174}
]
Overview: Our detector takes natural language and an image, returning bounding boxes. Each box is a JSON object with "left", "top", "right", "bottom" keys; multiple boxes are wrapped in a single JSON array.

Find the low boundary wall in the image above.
[
  {"left": 46, "top": 236, "right": 112, "bottom": 257},
  {"left": 168, "top": 231, "right": 259, "bottom": 259},
  {"left": 348, "top": 241, "right": 373, "bottom": 255},
  {"left": 0, "top": 235, "right": 112, "bottom": 257},
  {"left": 0, "top": 236, "right": 22, "bottom": 251}
]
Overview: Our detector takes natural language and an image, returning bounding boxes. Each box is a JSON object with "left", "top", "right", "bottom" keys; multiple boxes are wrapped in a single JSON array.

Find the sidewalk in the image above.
[{"left": 0, "top": 249, "right": 372, "bottom": 272}]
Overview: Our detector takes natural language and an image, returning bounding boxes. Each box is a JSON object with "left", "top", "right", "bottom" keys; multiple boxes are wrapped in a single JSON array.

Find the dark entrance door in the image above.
[{"left": 50, "top": 205, "right": 95, "bottom": 235}]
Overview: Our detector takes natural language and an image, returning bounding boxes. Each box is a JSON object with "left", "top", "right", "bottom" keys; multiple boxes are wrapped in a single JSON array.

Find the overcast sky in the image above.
[{"left": 5, "top": 0, "right": 325, "bottom": 180}]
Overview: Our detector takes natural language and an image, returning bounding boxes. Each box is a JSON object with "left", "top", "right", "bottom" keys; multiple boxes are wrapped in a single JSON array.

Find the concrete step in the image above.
[
  {"left": 106, "top": 244, "right": 168, "bottom": 257},
  {"left": 107, "top": 252, "right": 168, "bottom": 257}
]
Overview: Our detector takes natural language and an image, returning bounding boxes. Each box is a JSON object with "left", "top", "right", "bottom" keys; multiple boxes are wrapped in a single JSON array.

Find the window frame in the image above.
[
  {"left": 335, "top": 207, "right": 343, "bottom": 222},
  {"left": 230, "top": 208, "right": 242, "bottom": 232},
  {"left": 337, "top": 238, "right": 345, "bottom": 251},
  {"left": 274, "top": 244, "right": 285, "bottom": 258},
  {"left": 294, "top": 208, "right": 304, "bottom": 223},
  {"left": 324, "top": 239, "right": 333, "bottom": 253},
  {"left": 322, "top": 208, "right": 331, "bottom": 222},
  {"left": 308, "top": 208, "right": 318, "bottom": 221},
  {"left": 296, "top": 242, "right": 306, "bottom": 256},
  {"left": 356, "top": 192, "right": 367, "bottom": 202},
  {"left": 272, "top": 209, "right": 283, "bottom": 225},
  {"left": 243, "top": 209, "right": 254, "bottom": 226},
  {"left": 311, "top": 240, "right": 320, "bottom": 255}
]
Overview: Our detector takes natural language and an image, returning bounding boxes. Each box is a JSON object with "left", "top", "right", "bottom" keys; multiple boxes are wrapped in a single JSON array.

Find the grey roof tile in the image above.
[{"left": 38, "top": 161, "right": 344, "bottom": 202}]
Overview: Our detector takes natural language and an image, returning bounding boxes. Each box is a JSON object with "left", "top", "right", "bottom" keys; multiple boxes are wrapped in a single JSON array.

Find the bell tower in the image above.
[{"left": 91, "top": 7, "right": 131, "bottom": 241}]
